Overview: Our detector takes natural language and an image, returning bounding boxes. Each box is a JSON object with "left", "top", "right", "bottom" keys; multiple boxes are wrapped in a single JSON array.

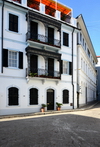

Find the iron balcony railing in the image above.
[
  {"left": 26, "top": 33, "right": 61, "bottom": 47},
  {"left": 27, "top": 68, "right": 61, "bottom": 79}
]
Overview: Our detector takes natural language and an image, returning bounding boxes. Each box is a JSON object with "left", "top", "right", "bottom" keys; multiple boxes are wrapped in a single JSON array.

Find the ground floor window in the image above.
[
  {"left": 29, "top": 88, "right": 38, "bottom": 105},
  {"left": 63, "top": 89, "right": 69, "bottom": 104},
  {"left": 8, "top": 87, "right": 19, "bottom": 105}
]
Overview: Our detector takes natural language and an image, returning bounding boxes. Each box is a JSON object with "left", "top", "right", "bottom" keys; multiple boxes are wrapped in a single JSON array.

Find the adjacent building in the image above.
[
  {"left": 77, "top": 15, "right": 97, "bottom": 107},
  {"left": 0, "top": 0, "right": 97, "bottom": 115},
  {"left": 96, "top": 56, "right": 100, "bottom": 101}
]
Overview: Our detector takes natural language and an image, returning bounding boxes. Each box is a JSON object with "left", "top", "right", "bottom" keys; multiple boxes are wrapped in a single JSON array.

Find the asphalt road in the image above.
[{"left": 0, "top": 103, "right": 100, "bottom": 147}]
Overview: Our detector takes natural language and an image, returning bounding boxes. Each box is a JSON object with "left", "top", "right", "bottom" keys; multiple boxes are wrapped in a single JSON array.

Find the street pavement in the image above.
[{"left": 0, "top": 102, "right": 100, "bottom": 147}]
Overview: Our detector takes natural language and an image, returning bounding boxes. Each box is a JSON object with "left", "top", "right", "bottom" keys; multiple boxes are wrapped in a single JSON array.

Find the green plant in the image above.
[
  {"left": 29, "top": 73, "right": 37, "bottom": 77},
  {"left": 41, "top": 104, "right": 47, "bottom": 108},
  {"left": 56, "top": 102, "right": 62, "bottom": 108},
  {"left": 61, "top": 14, "right": 66, "bottom": 21},
  {"left": 29, "top": 72, "right": 34, "bottom": 77}
]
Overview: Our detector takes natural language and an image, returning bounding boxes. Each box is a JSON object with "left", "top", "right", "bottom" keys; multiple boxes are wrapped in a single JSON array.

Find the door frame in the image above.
[{"left": 46, "top": 87, "right": 56, "bottom": 110}]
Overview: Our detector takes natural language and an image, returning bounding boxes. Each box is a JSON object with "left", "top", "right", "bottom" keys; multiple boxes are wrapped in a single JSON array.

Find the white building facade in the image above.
[
  {"left": 77, "top": 15, "right": 97, "bottom": 107},
  {"left": 0, "top": 0, "right": 97, "bottom": 115},
  {"left": 96, "top": 56, "right": 100, "bottom": 101}
]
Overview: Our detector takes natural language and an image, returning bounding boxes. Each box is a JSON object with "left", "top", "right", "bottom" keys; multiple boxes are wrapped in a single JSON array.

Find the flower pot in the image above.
[
  {"left": 40, "top": 108, "right": 45, "bottom": 112},
  {"left": 56, "top": 107, "right": 61, "bottom": 111}
]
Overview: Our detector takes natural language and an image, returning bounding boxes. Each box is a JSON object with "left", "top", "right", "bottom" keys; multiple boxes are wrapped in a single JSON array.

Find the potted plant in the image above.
[
  {"left": 56, "top": 102, "right": 62, "bottom": 111},
  {"left": 40, "top": 104, "right": 47, "bottom": 112}
]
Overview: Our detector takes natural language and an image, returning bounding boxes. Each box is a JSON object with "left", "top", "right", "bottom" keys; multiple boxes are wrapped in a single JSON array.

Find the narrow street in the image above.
[{"left": 0, "top": 103, "right": 100, "bottom": 147}]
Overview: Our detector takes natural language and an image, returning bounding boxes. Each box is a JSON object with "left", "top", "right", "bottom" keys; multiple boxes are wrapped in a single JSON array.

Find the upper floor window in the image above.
[
  {"left": 63, "top": 32, "right": 69, "bottom": 47},
  {"left": 83, "top": 38, "right": 84, "bottom": 46},
  {"left": 63, "top": 61, "right": 69, "bottom": 74},
  {"left": 3, "top": 49, "right": 23, "bottom": 69},
  {"left": 8, "top": 51, "right": 18, "bottom": 68},
  {"left": 87, "top": 49, "right": 90, "bottom": 58},
  {"left": 80, "top": 33, "right": 82, "bottom": 42},
  {"left": 62, "top": 61, "right": 72, "bottom": 75},
  {"left": 85, "top": 43, "right": 86, "bottom": 50},
  {"left": 9, "top": 13, "right": 18, "bottom": 32}
]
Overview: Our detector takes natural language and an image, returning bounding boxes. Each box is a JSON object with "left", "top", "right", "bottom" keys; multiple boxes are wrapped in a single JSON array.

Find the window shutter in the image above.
[
  {"left": 3, "top": 49, "right": 8, "bottom": 67},
  {"left": 69, "top": 62, "right": 72, "bottom": 75},
  {"left": 60, "top": 60, "right": 63, "bottom": 74},
  {"left": 19, "top": 52, "right": 23, "bottom": 69}
]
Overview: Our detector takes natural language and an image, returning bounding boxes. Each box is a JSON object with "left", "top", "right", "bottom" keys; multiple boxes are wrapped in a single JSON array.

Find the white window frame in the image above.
[
  {"left": 8, "top": 50, "right": 19, "bottom": 68},
  {"left": 63, "top": 61, "right": 69, "bottom": 74},
  {"left": 7, "top": 11, "right": 20, "bottom": 34}
]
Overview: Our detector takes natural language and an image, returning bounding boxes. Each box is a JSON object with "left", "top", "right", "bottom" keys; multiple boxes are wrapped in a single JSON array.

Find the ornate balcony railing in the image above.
[
  {"left": 26, "top": 33, "right": 60, "bottom": 47},
  {"left": 27, "top": 68, "right": 61, "bottom": 79}
]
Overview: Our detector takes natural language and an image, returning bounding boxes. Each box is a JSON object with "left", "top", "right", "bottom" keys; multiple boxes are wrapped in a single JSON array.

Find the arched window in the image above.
[
  {"left": 29, "top": 88, "right": 38, "bottom": 105},
  {"left": 8, "top": 87, "right": 18, "bottom": 106},
  {"left": 63, "top": 89, "right": 69, "bottom": 104}
]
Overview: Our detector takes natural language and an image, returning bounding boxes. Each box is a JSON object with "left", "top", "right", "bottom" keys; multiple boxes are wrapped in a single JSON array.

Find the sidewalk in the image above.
[{"left": 0, "top": 101, "right": 99, "bottom": 119}]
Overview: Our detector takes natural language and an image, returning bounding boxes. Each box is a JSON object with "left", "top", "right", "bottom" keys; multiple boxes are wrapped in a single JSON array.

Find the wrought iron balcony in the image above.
[
  {"left": 27, "top": 68, "right": 61, "bottom": 79},
  {"left": 26, "top": 33, "right": 61, "bottom": 47}
]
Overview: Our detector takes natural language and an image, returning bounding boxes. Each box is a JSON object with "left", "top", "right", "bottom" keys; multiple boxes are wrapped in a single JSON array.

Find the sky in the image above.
[{"left": 58, "top": 0, "right": 100, "bottom": 56}]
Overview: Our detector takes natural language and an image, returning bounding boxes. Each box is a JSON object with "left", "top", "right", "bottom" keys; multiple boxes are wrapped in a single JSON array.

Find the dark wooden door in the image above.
[
  {"left": 30, "top": 55, "right": 38, "bottom": 73},
  {"left": 47, "top": 89, "right": 54, "bottom": 110},
  {"left": 48, "top": 58, "right": 54, "bottom": 76},
  {"left": 31, "top": 21, "right": 38, "bottom": 40},
  {"left": 48, "top": 27, "right": 54, "bottom": 45}
]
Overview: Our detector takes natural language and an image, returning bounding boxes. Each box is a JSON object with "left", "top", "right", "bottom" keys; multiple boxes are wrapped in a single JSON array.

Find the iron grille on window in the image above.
[
  {"left": 8, "top": 87, "right": 18, "bottom": 105},
  {"left": 63, "top": 90, "right": 69, "bottom": 104}
]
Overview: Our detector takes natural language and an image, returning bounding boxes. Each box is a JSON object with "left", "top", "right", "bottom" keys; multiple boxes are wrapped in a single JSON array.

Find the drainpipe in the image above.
[
  {"left": 72, "top": 28, "right": 75, "bottom": 109},
  {"left": 1, "top": 0, "right": 5, "bottom": 73}
]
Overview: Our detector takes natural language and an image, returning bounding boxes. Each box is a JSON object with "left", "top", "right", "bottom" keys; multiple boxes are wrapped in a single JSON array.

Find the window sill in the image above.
[
  {"left": 6, "top": 105, "right": 20, "bottom": 108},
  {"left": 7, "top": 67, "right": 20, "bottom": 70},
  {"left": 28, "top": 105, "right": 39, "bottom": 107},
  {"left": 62, "top": 74, "right": 70, "bottom": 75},
  {"left": 5, "top": 29, "right": 22, "bottom": 35}
]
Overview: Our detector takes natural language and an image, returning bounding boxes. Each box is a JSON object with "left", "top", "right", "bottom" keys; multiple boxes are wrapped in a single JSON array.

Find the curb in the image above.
[{"left": 0, "top": 101, "right": 99, "bottom": 119}]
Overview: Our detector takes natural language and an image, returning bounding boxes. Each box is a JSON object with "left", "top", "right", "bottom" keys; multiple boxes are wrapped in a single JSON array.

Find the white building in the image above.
[
  {"left": 96, "top": 56, "right": 100, "bottom": 101},
  {"left": 77, "top": 15, "right": 97, "bottom": 107},
  {"left": 0, "top": 0, "right": 97, "bottom": 115}
]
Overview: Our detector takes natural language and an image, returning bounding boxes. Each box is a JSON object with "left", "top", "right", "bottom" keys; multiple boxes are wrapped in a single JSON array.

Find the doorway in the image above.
[{"left": 47, "top": 89, "right": 54, "bottom": 110}]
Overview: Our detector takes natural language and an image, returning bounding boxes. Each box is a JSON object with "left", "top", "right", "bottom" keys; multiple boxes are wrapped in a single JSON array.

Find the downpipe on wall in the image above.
[
  {"left": 72, "top": 28, "right": 75, "bottom": 109},
  {"left": 1, "top": 0, "right": 5, "bottom": 73}
]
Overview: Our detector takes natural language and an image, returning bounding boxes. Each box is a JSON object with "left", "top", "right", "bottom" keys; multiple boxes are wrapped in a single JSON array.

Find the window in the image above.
[
  {"left": 9, "top": 13, "right": 18, "bottom": 32},
  {"left": 8, "top": 51, "right": 18, "bottom": 68},
  {"left": 3, "top": 49, "right": 23, "bottom": 69},
  {"left": 80, "top": 33, "right": 82, "bottom": 42},
  {"left": 8, "top": 87, "right": 19, "bottom": 106},
  {"left": 85, "top": 43, "right": 86, "bottom": 50},
  {"left": 29, "top": 88, "right": 38, "bottom": 105},
  {"left": 63, "top": 90, "right": 69, "bottom": 104},
  {"left": 62, "top": 61, "right": 72, "bottom": 75},
  {"left": 87, "top": 49, "right": 90, "bottom": 58},
  {"left": 63, "top": 32, "right": 69, "bottom": 46},
  {"left": 63, "top": 61, "right": 69, "bottom": 74},
  {"left": 83, "top": 38, "right": 84, "bottom": 46}
]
